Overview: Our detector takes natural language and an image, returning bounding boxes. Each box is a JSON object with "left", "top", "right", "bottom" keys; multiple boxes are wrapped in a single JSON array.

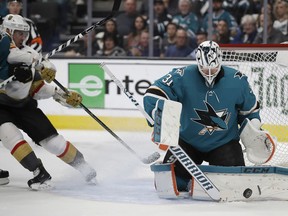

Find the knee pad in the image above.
[
  {"left": 39, "top": 134, "right": 67, "bottom": 156},
  {"left": 0, "top": 122, "right": 24, "bottom": 151}
]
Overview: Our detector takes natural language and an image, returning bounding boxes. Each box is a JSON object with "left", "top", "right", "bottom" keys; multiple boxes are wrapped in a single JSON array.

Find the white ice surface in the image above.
[{"left": 1, "top": 130, "right": 288, "bottom": 216}]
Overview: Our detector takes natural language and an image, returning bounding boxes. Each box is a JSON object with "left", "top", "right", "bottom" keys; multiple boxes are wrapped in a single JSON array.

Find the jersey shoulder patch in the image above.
[{"left": 234, "top": 71, "right": 245, "bottom": 79}]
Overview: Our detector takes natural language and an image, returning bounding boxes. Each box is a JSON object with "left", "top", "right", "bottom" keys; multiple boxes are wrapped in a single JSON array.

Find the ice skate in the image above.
[
  {"left": 75, "top": 162, "right": 97, "bottom": 185},
  {"left": 28, "top": 164, "right": 52, "bottom": 190},
  {"left": 0, "top": 169, "right": 9, "bottom": 185}
]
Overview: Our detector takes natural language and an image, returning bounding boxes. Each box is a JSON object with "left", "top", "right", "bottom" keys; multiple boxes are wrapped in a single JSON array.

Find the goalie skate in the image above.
[
  {"left": 28, "top": 165, "right": 53, "bottom": 190},
  {"left": 0, "top": 169, "right": 9, "bottom": 185}
]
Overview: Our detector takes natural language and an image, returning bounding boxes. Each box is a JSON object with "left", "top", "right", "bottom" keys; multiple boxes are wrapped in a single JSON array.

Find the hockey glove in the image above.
[
  {"left": 38, "top": 60, "right": 56, "bottom": 83},
  {"left": 240, "top": 118, "right": 276, "bottom": 165},
  {"left": 53, "top": 88, "right": 82, "bottom": 108},
  {"left": 10, "top": 63, "right": 33, "bottom": 83}
]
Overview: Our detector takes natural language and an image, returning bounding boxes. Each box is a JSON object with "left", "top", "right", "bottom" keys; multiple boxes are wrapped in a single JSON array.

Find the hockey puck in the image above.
[{"left": 243, "top": 188, "right": 252, "bottom": 198}]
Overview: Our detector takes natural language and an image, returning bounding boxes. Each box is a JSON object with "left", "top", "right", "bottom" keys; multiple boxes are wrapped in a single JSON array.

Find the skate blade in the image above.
[
  {"left": 29, "top": 180, "right": 54, "bottom": 191},
  {"left": 0, "top": 178, "right": 9, "bottom": 185},
  {"left": 86, "top": 177, "right": 97, "bottom": 185}
]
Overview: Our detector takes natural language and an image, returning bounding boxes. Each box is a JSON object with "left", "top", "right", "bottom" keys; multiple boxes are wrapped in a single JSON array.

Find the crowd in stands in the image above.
[{"left": 1, "top": 0, "right": 288, "bottom": 58}]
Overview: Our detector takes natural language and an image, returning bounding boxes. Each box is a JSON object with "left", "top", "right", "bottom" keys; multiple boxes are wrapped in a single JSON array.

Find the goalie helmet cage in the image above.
[{"left": 220, "top": 44, "right": 288, "bottom": 166}]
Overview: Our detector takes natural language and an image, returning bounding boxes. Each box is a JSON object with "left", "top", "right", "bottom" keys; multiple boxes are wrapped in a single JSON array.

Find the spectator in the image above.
[
  {"left": 95, "top": 33, "right": 126, "bottom": 57},
  {"left": 253, "top": 13, "right": 286, "bottom": 44},
  {"left": 172, "top": 0, "right": 199, "bottom": 39},
  {"left": 6, "top": 0, "right": 42, "bottom": 52},
  {"left": 161, "top": 22, "right": 178, "bottom": 57},
  {"left": 123, "top": 15, "right": 147, "bottom": 51},
  {"left": 188, "top": 30, "right": 208, "bottom": 59},
  {"left": 0, "top": 0, "right": 8, "bottom": 17},
  {"left": 163, "top": 0, "right": 179, "bottom": 16},
  {"left": 148, "top": 0, "right": 172, "bottom": 38},
  {"left": 95, "top": 19, "right": 123, "bottom": 50},
  {"left": 232, "top": 14, "right": 258, "bottom": 44},
  {"left": 64, "top": 30, "right": 99, "bottom": 57},
  {"left": 128, "top": 30, "right": 161, "bottom": 57},
  {"left": 222, "top": 0, "right": 252, "bottom": 24},
  {"left": 140, "top": 0, "right": 179, "bottom": 17},
  {"left": 202, "top": 0, "right": 238, "bottom": 39},
  {"left": 164, "top": 28, "right": 194, "bottom": 57},
  {"left": 273, "top": 0, "right": 288, "bottom": 36},
  {"left": 213, "top": 19, "right": 231, "bottom": 44},
  {"left": 116, "top": 0, "right": 139, "bottom": 37}
]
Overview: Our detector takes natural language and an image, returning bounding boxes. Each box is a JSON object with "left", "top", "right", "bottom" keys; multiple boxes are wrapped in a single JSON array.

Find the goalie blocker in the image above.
[{"left": 151, "top": 162, "right": 288, "bottom": 202}]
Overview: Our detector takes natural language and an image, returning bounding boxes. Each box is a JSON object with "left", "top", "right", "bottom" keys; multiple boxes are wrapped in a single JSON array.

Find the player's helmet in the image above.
[
  {"left": 2, "top": 14, "right": 29, "bottom": 36},
  {"left": 196, "top": 41, "right": 222, "bottom": 86}
]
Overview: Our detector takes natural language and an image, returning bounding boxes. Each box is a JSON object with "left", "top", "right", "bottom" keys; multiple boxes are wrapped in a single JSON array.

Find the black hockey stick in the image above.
[
  {"left": 102, "top": 63, "right": 221, "bottom": 201},
  {"left": 44, "top": 0, "right": 122, "bottom": 59},
  {"left": 53, "top": 79, "right": 160, "bottom": 164}
]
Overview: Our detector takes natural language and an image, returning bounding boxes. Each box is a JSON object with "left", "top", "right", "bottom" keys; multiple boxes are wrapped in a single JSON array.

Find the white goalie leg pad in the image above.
[
  {"left": 153, "top": 99, "right": 182, "bottom": 147},
  {"left": 0, "top": 122, "right": 24, "bottom": 151},
  {"left": 150, "top": 162, "right": 190, "bottom": 199},
  {"left": 39, "top": 134, "right": 67, "bottom": 156},
  {"left": 240, "top": 118, "right": 275, "bottom": 165},
  {"left": 198, "top": 166, "right": 288, "bottom": 202}
]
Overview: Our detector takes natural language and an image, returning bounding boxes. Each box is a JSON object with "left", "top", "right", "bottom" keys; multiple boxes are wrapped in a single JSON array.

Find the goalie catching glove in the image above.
[
  {"left": 53, "top": 88, "right": 82, "bottom": 108},
  {"left": 37, "top": 60, "right": 56, "bottom": 83},
  {"left": 240, "top": 118, "right": 276, "bottom": 165}
]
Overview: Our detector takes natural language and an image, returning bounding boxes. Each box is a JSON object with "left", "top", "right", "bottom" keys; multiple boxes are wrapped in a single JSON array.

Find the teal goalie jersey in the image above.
[{"left": 143, "top": 65, "right": 260, "bottom": 152}]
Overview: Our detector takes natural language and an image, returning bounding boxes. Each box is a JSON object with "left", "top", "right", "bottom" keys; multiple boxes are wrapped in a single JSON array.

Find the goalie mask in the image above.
[
  {"left": 2, "top": 14, "right": 29, "bottom": 37},
  {"left": 196, "top": 41, "right": 222, "bottom": 86}
]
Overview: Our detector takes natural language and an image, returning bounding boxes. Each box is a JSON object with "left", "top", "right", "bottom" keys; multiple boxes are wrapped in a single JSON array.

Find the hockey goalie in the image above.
[{"left": 142, "top": 41, "right": 288, "bottom": 202}]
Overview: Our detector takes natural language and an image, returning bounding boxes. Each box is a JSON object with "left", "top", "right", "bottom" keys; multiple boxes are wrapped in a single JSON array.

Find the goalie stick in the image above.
[
  {"left": 53, "top": 79, "right": 160, "bottom": 164},
  {"left": 102, "top": 63, "right": 221, "bottom": 201}
]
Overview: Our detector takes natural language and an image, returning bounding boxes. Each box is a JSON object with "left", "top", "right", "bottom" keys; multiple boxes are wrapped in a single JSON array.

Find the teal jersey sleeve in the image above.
[{"left": 0, "top": 32, "right": 11, "bottom": 80}]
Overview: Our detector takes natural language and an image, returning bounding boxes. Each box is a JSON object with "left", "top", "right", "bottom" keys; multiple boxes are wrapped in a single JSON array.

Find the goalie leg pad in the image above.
[
  {"left": 240, "top": 118, "right": 275, "bottom": 164},
  {"left": 153, "top": 99, "right": 182, "bottom": 147},
  {"left": 150, "top": 162, "right": 191, "bottom": 199}
]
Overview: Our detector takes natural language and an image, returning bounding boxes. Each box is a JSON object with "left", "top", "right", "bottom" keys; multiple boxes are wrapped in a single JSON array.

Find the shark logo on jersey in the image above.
[
  {"left": 192, "top": 101, "right": 231, "bottom": 135},
  {"left": 234, "top": 71, "right": 244, "bottom": 79},
  {"left": 175, "top": 67, "right": 185, "bottom": 76}
]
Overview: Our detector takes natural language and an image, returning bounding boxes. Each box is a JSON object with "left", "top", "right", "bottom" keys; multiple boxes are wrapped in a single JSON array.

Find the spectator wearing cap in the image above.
[
  {"left": 6, "top": 0, "right": 43, "bottom": 52},
  {"left": 147, "top": 0, "right": 172, "bottom": 38}
]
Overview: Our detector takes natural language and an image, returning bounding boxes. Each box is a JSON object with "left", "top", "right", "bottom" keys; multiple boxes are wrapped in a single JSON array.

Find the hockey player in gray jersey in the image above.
[
  {"left": 144, "top": 41, "right": 275, "bottom": 195},
  {"left": 0, "top": 14, "right": 96, "bottom": 190}
]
